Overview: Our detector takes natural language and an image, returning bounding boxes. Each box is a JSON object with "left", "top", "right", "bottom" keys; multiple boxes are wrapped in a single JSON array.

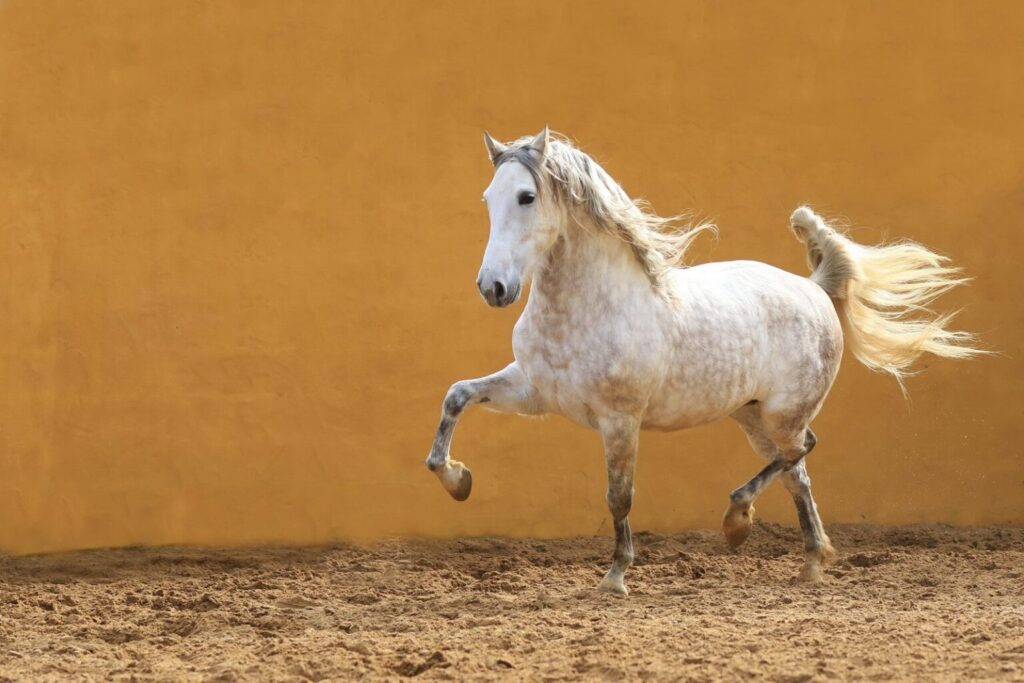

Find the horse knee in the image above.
[
  {"left": 443, "top": 381, "right": 473, "bottom": 418},
  {"left": 606, "top": 489, "right": 632, "bottom": 520}
]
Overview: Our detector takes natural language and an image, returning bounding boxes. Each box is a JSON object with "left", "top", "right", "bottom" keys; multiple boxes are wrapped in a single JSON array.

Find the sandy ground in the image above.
[{"left": 1, "top": 524, "right": 1022, "bottom": 682}]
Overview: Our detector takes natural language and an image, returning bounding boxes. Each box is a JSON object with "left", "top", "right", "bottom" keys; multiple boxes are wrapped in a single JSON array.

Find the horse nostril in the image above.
[{"left": 493, "top": 280, "right": 506, "bottom": 301}]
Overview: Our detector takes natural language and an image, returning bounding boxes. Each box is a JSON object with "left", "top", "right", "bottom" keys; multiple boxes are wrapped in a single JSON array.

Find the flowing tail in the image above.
[{"left": 789, "top": 205, "right": 982, "bottom": 390}]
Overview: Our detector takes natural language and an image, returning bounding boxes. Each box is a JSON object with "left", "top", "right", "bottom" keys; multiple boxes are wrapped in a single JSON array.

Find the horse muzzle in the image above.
[{"left": 477, "top": 273, "right": 521, "bottom": 308}]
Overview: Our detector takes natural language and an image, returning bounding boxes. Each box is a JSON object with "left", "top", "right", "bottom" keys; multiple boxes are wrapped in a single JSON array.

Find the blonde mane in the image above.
[{"left": 493, "top": 134, "right": 715, "bottom": 293}]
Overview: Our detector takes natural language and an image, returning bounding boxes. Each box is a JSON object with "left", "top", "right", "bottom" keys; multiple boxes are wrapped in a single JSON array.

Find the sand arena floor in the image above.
[{"left": 0, "top": 524, "right": 1022, "bottom": 681}]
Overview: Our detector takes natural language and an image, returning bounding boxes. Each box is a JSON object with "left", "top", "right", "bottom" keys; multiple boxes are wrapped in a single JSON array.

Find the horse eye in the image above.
[{"left": 517, "top": 192, "right": 535, "bottom": 206}]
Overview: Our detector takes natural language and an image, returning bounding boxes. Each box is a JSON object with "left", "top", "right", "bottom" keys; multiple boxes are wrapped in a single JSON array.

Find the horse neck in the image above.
[{"left": 530, "top": 217, "right": 654, "bottom": 311}]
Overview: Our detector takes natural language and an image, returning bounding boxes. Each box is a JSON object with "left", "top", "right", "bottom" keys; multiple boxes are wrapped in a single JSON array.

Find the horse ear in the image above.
[
  {"left": 528, "top": 125, "right": 549, "bottom": 156},
  {"left": 483, "top": 131, "right": 508, "bottom": 165}
]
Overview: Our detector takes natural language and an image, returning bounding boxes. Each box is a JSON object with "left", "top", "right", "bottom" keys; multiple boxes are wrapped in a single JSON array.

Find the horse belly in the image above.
[
  {"left": 641, "top": 313, "right": 764, "bottom": 431},
  {"left": 642, "top": 363, "right": 756, "bottom": 431}
]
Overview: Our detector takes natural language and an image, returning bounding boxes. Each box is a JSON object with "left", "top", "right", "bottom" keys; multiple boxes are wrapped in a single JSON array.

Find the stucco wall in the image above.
[{"left": 1, "top": 1, "right": 1021, "bottom": 554}]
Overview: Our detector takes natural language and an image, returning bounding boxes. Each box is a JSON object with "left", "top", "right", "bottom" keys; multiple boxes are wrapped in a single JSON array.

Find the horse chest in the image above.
[{"left": 512, "top": 306, "right": 660, "bottom": 426}]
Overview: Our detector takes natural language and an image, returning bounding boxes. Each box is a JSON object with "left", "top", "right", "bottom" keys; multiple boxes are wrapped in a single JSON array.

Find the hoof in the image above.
[
  {"left": 597, "top": 572, "right": 628, "bottom": 596},
  {"left": 796, "top": 542, "right": 836, "bottom": 584},
  {"left": 436, "top": 460, "right": 473, "bottom": 502},
  {"left": 449, "top": 467, "right": 472, "bottom": 501},
  {"left": 797, "top": 562, "right": 824, "bottom": 584},
  {"left": 722, "top": 503, "right": 754, "bottom": 548}
]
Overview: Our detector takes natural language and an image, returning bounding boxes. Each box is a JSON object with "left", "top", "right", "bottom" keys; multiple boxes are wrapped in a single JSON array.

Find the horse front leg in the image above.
[
  {"left": 596, "top": 414, "right": 640, "bottom": 595},
  {"left": 424, "top": 362, "right": 542, "bottom": 501}
]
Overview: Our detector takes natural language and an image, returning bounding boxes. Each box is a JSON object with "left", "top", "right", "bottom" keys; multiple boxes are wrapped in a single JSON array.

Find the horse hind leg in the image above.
[
  {"left": 722, "top": 410, "right": 787, "bottom": 548},
  {"left": 781, "top": 459, "right": 836, "bottom": 582},
  {"left": 726, "top": 403, "right": 835, "bottom": 582}
]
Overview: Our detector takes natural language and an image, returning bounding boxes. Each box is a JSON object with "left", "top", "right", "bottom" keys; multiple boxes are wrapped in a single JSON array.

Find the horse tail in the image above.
[{"left": 788, "top": 205, "right": 982, "bottom": 390}]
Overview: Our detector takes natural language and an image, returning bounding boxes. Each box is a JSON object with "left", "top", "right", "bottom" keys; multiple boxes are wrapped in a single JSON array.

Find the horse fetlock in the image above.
[
  {"left": 818, "top": 538, "right": 837, "bottom": 565},
  {"left": 722, "top": 501, "right": 755, "bottom": 548},
  {"left": 614, "top": 548, "right": 635, "bottom": 569},
  {"left": 729, "top": 488, "right": 751, "bottom": 506},
  {"left": 435, "top": 459, "right": 473, "bottom": 501}
]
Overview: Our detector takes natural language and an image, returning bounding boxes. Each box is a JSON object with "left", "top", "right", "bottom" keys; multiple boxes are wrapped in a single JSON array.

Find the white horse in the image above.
[{"left": 425, "top": 127, "right": 980, "bottom": 594}]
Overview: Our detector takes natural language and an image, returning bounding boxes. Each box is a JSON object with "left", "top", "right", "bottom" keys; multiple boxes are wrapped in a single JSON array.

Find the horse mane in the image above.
[{"left": 493, "top": 133, "right": 716, "bottom": 293}]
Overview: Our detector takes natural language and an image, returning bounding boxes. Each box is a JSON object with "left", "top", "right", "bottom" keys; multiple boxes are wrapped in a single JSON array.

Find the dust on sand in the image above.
[{"left": 0, "top": 524, "right": 1022, "bottom": 681}]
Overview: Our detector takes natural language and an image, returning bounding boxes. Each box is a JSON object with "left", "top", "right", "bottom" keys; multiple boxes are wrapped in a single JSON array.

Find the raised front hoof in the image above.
[
  {"left": 436, "top": 460, "right": 473, "bottom": 502},
  {"left": 722, "top": 503, "right": 754, "bottom": 548},
  {"left": 448, "top": 468, "right": 472, "bottom": 501},
  {"left": 597, "top": 572, "right": 628, "bottom": 596}
]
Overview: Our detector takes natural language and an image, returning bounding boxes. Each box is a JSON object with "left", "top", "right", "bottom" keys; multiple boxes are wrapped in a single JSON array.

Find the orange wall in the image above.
[{"left": 1, "top": 1, "right": 1021, "bottom": 554}]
